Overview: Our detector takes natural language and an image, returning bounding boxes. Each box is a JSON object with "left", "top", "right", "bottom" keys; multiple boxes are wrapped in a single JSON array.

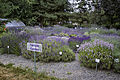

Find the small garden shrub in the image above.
[
  {"left": 0, "top": 33, "right": 30, "bottom": 55},
  {"left": 21, "top": 39, "right": 75, "bottom": 62},
  {"left": 99, "top": 28, "right": 117, "bottom": 35},
  {"left": 83, "top": 32, "right": 89, "bottom": 36},
  {"left": 89, "top": 28, "right": 117, "bottom": 35},
  {"left": 24, "top": 27, "right": 43, "bottom": 35},
  {"left": 89, "top": 27, "right": 100, "bottom": 35},
  {"left": 0, "top": 21, "right": 8, "bottom": 33},
  {"left": 113, "top": 47, "right": 120, "bottom": 73},
  {"left": 78, "top": 39, "right": 114, "bottom": 70},
  {"left": 59, "top": 32, "right": 69, "bottom": 37},
  {"left": 117, "top": 30, "right": 120, "bottom": 36},
  {"left": 68, "top": 35, "right": 90, "bottom": 51},
  {"left": 69, "top": 34, "right": 77, "bottom": 37},
  {"left": 51, "top": 32, "right": 77, "bottom": 37}
]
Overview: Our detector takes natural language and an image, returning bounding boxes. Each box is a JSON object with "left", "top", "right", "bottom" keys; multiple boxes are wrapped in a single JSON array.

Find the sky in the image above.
[
  {"left": 68, "top": 0, "right": 94, "bottom": 12},
  {"left": 69, "top": 0, "right": 81, "bottom": 12}
]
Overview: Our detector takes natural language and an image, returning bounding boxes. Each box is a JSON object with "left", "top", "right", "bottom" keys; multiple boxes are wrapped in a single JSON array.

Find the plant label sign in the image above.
[
  {"left": 95, "top": 59, "right": 100, "bottom": 63},
  {"left": 27, "top": 43, "right": 42, "bottom": 52},
  {"left": 114, "top": 59, "right": 119, "bottom": 63},
  {"left": 76, "top": 45, "right": 79, "bottom": 48}
]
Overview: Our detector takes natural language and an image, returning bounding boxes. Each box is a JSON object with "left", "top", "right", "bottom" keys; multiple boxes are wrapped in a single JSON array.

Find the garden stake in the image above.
[
  {"left": 7, "top": 46, "right": 9, "bottom": 54},
  {"left": 95, "top": 59, "right": 100, "bottom": 71},
  {"left": 34, "top": 50, "right": 37, "bottom": 80},
  {"left": 27, "top": 41, "right": 42, "bottom": 80},
  {"left": 34, "top": 41, "right": 37, "bottom": 80},
  {"left": 96, "top": 63, "right": 98, "bottom": 71}
]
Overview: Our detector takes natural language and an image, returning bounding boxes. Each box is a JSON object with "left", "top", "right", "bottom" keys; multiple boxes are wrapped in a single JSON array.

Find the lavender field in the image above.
[{"left": 0, "top": 25, "right": 120, "bottom": 80}]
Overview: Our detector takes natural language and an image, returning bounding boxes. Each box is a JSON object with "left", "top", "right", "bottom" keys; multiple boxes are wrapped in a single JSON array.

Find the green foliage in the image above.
[
  {"left": 0, "top": 62, "right": 60, "bottom": 80},
  {"left": 0, "top": 20, "right": 8, "bottom": 33},
  {"left": 24, "top": 27, "right": 43, "bottom": 35},
  {"left": 59, "top": 32, "right": 69, "bottom": 37},
  {"left": 117, "top": 30, "right": 120, "bottom": 36},
  {"left": 0, "top": 32, "right": 8, "bottom": 49},
  {"left": 0, "top": 33, "right": 29, "bottom": 55},
  {"left": 89, "top": 28, "right": 101, "bottom": 35},
  {"left": 89, "top": 28, "right": 118, "bottom": 35},
  {"left": 69, "top": 34, "right": 77, "bottom": 37},
  {"left": 0, "top": 0, "right": 72, "bottom": 26},
  {"left": 21, "top": 40, "right": 75, "bottom": 62},
  {"left": 0, "top": 0, "right": 33, "bottom": 25},
  {"left": 0, "top": 33, "right": 21, "bottom": 55},
  {"left": 100, "top": 0, "right": 120, "bottom": 29},
  {"left": 99, "top": 29, "right": 117, "bottom": 35},
  {"left": 113, "top": 47, "right": 120, "bottom": 73},
  {"left": 78, "top": 39, "right": 114, "bottom": 70},
  {"left": 51, "top": 32, "right": 77, "bottom": 37},
  {"left": 68, "top": 41, "right": 79, "bottom": 51},
  {"left": 63, "top": 24, "right": 74, "bottom": 28},
  {"left": 83, "top": 32, "right": 89, "bottom": 36},
  {"left": 68, "top": 36, "right": 90, "bottom": 51},
  {"left": 67, "top": 72, "right": 72, "bottom": 75}
]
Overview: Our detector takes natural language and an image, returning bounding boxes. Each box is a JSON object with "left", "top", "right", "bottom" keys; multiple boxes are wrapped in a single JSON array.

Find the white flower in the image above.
[
  {"left": 7, "top": 46, "right": 9, "bottom": 48},
  {"left": 76, "top": 45, "right": 79, "bottom": 48},
  {"left": 59, "top": 52, "right": 62, "bottom": 55}
]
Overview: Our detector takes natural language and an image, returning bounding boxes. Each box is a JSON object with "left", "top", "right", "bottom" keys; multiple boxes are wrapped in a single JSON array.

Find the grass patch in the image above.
[
  {"left": 67, "top": 72, "right": 72, "bottom": 75},
  {"left": 0, "top": 62, "right": 60, "bottom": 80}
]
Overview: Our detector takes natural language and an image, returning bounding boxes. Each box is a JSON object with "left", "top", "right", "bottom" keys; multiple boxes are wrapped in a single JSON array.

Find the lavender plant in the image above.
[
  {"left": 20, "top": 35, "right": 75, "bottom": 62},
  {"left": 112, "top": 46, "right": 120, "bottom": 73},
  {"left": 68, "top": 35, "right": 90, "bottom": 51},
  {"left": 0, "top": 32, "right": 30, "bottom": 55},
  {"left": 78, "top": 39, "right": 114, "bottom": 70}
]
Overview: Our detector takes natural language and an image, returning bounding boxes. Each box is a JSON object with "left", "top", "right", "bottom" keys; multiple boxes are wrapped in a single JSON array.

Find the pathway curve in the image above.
[{"left": 0, "top": 53, "right": 120, "bottom": 80}]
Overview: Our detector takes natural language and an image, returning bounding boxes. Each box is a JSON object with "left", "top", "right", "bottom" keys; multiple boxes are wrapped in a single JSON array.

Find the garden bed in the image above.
[{"left": 0, "top": 26, "right": 120, "bottom": 80}]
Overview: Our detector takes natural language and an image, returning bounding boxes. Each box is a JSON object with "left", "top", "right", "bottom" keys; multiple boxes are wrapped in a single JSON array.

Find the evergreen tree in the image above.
[
  {"left": 100, "top": 0, "right": 120, "bottom": 29},
  {"left": 0, "top": 0, "right": 33, "bottom": 25},
  {"left": 33, "top": 0, "right": 72, "bottom": 26}
]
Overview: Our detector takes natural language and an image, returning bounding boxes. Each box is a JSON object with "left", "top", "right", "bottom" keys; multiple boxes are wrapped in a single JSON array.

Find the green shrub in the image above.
[
  {"left": 89, "top": 27, "right": 100, "bottom": 34},
  {"left": 0, "top": 33, "right": 21, "bottom": 55},
  {"left": 69, "top": 34, "right": 77, "bottom": 37},
  {"left": 108, "top": 29, "right": 117, "bottom": 34},
  {"left": 78, "top": 39, "right": 114, "bottom": 70},
  {"left": 83, "top": 32, "right": 89, "bottom": 36},
  {"left": 113, "top": 47, "right": 120, "bottom": 73},
  {"left": 21, "top": 39, "right": 75, "bottom": 62},
  {"left": 63, "top": 24, "right": 74, "bottom": 28},
  {"left": 68, "top": 36, "right": 90, "bottom": 51},
  {"left": 117, "top": 30, "right": 120, "bottom": 36},
  {"left": 0, "top": 21, "right": 8, "bottom": 33},
  {"left": 24, "top": 27, "right": 43, "bottom": 35},
  {"left": 89, "top": 28, "right": 118, "bottom": 35},
  {"left": 59, "top": 32, "right": 69, "bottom": 37},
  {"left": 99, "top": 28, "right": 117, "bottom": 35},
  {"left": 0, "top": 33, "right": 29, "bottom": 55},
  {"left": 51, "top": 32, "right": 77, "bottom": 37}
]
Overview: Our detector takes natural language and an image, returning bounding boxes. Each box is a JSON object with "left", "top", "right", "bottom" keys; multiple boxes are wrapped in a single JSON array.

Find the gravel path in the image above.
[{"left": 0, "top": 53, "right": 120, "bottom": 80}]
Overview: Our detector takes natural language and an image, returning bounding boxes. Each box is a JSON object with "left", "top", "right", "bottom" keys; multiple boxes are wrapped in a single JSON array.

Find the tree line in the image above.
[{"left": 0, "top": 0, "right": 120, "bottom": 29}]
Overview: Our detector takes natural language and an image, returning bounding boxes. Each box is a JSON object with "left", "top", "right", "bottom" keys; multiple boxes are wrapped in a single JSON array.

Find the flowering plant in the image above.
[
  {"left": 68, "top": 35, "right": 90, "bottom": 51},
  {"left": 78, "top": 39, "right": 114, "bottom": 69},
  {"left": 20, "top": 35, "right": 75, "bottom": 62}
]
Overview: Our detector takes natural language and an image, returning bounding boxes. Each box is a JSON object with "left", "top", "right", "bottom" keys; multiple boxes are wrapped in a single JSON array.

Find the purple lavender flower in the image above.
[{"left": 78, "top": 39, "right": 114, "bottom": 51}]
